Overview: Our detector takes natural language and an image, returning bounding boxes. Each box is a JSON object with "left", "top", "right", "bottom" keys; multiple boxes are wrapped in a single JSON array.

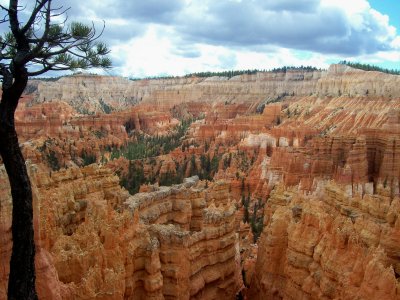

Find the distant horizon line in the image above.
[
  {"left": 31, "top": 61, "right": 400, "bottom": 81},
  {"left": 32, "top": 65, "right": 324, "bottom": 81}
]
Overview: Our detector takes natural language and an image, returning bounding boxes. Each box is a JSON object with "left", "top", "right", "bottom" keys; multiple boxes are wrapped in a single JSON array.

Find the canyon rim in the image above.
[
  {"left": 1, "top": 0, "right": 400, "bottom": 299},
  {"left": 0, "top": 64, "right": 399, "bottom": 299}
]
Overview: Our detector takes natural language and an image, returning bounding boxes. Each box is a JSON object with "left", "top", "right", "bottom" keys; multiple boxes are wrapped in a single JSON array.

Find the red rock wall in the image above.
[
  {"left": 0, "top": 166, "right": 242, "bottom": 299},
  {"left": 248, "top": 182, "right": 400, "bottom": 300},
  {"left": 125, "top": 177, "right": 243, "bottom": 299}
]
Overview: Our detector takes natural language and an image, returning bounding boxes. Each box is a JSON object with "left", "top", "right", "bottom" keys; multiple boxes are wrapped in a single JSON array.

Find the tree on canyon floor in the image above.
[{"left": 0, "top": 1, "right": 110, "bottom": 299}]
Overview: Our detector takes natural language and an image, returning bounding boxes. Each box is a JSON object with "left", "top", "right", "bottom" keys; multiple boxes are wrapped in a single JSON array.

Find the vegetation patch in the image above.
[
  {"left": 112, "top": 118, "right": 194, "bottom": 160},
  {"left": 339, "top": 60, "right": 400, "bottom": 75}
]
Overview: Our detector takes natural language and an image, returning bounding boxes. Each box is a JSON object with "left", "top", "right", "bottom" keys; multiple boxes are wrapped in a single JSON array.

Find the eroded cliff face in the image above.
[
  {"left": 16, "top": 65, "right": 400, "bottom": 175},
  {"left": 248, "top": 180, "right": 400, "bottom": 300},
  {"left": 244, "top": 113, "right": 400, "bottom": 299},
  {"left": 26, "top": 65, "right": 400, "bottom": 115},
  {"left": 125, "top": 178, "right": 242, "bottom": 299},
  {"left": 2, "top": 65, "right": 400, "bottom": 299},
  {"left": 0, "top": 165, "right": 242, "bottom": 299},
  {"left": 14, "top": 100, "right": 179, "bottom": 170}
]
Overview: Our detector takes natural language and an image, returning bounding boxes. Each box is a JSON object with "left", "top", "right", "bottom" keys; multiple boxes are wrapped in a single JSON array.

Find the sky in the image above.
[{"left": 1, "top": 0, "right": 400, "bottom": 77}]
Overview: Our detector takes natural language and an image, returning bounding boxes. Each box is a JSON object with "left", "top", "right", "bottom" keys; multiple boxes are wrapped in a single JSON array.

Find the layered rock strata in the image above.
[
  {"left": 0, "top": 165, "right": 242, "bottom": 299},
  {"left": 1, "top": 64, "right": 400, "bottom": 300},
  {"left": 248, "top": 181, "right": 400, "bottom": 300},
  {"left": 125, "top": 177, "right": 242, "bottom": 299},
  {"left": 27, "top": 65, "right": 400, "bottom": 115}
]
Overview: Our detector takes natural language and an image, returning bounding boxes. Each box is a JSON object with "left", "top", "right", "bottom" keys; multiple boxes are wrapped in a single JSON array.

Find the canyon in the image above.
[{"left": 0, "top": 64, "right": 400, "bottom": 299}]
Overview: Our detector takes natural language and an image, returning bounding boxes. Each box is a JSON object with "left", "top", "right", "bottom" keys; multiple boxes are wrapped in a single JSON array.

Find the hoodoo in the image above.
[{"left": 1, "top": 49, "right": 400, "bottom": 300}]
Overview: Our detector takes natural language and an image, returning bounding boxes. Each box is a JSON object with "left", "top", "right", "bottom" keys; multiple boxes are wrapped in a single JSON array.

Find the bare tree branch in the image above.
[
  {"left": 0, "top": 4, "right": 10, "bottom": 12},
  {"left": 34, "top": 0, "right": 52, "bottom": 51},
  {"left": 21, "top": 0, "right": 48, "bottom": 34}
]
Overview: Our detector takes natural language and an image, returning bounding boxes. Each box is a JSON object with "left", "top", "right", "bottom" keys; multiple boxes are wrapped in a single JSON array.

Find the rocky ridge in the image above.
[
  {"left": 248, "top": 180, "right": 400, "bottom": 300},
  {"left": 27, "top": 65, "right": 400, "bottom": 114},
  {"left": 1, "top": 64, "right": 400, "bottom": 299},
  {"left": 0, "top": 165, "right": 242, "bottom": 299}
]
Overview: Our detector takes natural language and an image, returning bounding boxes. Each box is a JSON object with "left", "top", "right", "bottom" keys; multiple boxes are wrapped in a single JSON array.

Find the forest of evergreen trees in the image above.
[
  {"left": 184, "top": 66, "right": 320, "bottom": 78},
  {"left": 119, "top": 161, "right": 146, "bottom": 194},
  {"left": 119, "top": 152, "right": 222, "bottom": 195},
  {"left": 111, "top": 118, "right": 194, "bottom": 160},
  {"left": 184, "top": 69, "right": 259, "bottom": 78},
  {"left": 129, "top": 66, "right": 323, "bottom": 81},
  {"left": 115, "top": 118, "right": 194, "bottom": 193},
  {"left": 339, "top": 60, "right": 400, "bottom": 75},
  {"left": 269, "top": 66, "right": 320, "bottom": 73},
  {"left": 241, "top": 183, "right": 264, "bottom": 243}
]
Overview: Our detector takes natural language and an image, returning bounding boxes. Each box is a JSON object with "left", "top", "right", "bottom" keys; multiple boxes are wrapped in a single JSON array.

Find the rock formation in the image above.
[
  {"left": 0, "top": 164, "right": 242, "bottom": 299},
  {"left": 124, "top": 177, "right": 242, "bottom": 299},
  {"left": 1, "top": 64, "right": 400, "bottom": 299},
  {"left": 248, "top": 181, "right": 400, "bottom": 300},
  {"left": 25, "top": 65, "right": 400, "bottom": 115}
]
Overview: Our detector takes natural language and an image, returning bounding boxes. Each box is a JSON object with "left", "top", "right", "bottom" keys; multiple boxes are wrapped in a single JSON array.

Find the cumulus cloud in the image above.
[
  {"left": 175, "top": 0, "right": 398, "bottom": 55},
  {"left": 5, "top": 0, "right": 399, "bottom": 56},
  {"left": 172, "top": 45, "right": 202, "bottom": 59},
  {"left": 257, "top": 0, "right": 320, "bottom": 12},
  {"left": 2, "top": 0, "right": 399, "bottom": 77},
  {"left": 67, "top": 0, "right": 185, "bottom": 24},
  {"left": 62, "top": 0, "right": 185, "bottom": 44},
  {"left": 111, "top": 0, "right": 185, "bottom": 23},
  {"left": 110, "top": 27, "right": 330, "bottom": 78}
]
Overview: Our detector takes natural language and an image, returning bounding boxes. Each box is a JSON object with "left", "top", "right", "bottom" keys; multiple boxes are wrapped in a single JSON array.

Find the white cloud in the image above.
[
  {"left": 321, "top": 0, "right": 397, "bottom": 46},
  {"left": 321, "top": 0, "right": 369, "bottom": 15},
  {"left": 391, "top": 36, "right": 400, "bottom": 49},
  {"left": 3, "top": 0, "right": 399, "bottom": 77},
  {"left": 110, "top": 25, "right": 331, "bottom": 78},
  {"left": 111, "top": 26, "right": 207, "bottom": 77},
  {"left": 104, "top": 0, "right": 400, "bottom": 77}
]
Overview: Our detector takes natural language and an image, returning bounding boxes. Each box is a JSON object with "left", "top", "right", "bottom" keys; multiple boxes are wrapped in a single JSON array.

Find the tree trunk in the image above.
[{"left": 0, "top": 72, "right": 37, "bottom": 299}]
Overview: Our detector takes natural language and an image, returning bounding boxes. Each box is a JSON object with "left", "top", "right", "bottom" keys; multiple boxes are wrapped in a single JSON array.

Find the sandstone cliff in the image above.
[
  {"left": 0, "top": 165, "right": 242, "bottom": 299},
  {"left": 125, "top": 177, "right": 242, "bottom": 299},
  {"left": 26, "top": 65, "right": 400, "bottom": 115},
  {"left": 248, "top": 181, "right": 400, "bottom": 300},
  {"left": 2, "top": 64, "right": 400, "bottom": 299}
]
